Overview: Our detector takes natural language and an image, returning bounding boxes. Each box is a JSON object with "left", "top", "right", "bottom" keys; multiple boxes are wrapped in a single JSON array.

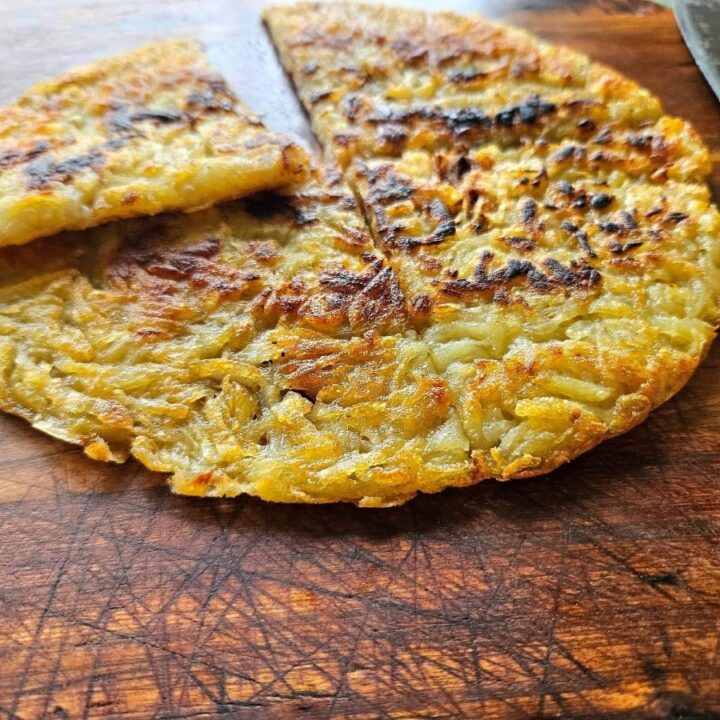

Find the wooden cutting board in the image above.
[{"left": 1, "top": 1, "right": 720, "bottom": 717}]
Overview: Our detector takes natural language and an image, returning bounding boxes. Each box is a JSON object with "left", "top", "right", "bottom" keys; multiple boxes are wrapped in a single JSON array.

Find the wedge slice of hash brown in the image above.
[
  {"left": 0, "top": 170, "right": 471, "bottom": 506},
  {"left": 265, "top": 3, "right": 671, "bottom": 168},
  {"left": 0, "top": 39, "right": 309, "bottom": 248},
  {"left": 355, "top": 146, "right": 720, "bottom": 478},
  {"left": 266, "top": 3, "right": 720, "bottom": 482}
]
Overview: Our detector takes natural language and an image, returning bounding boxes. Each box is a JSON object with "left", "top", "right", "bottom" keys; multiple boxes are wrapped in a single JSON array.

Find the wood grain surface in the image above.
[{"left": 2, "top": 1, "right": 720, "bottom": 718}]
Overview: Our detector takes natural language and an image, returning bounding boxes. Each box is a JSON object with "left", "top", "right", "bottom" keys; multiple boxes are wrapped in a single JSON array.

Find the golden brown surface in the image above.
[
  {"left": 0, "top": 171, "right": 470, "bottom": 506},
  {"left": 0, "top": 39, "right": 309, "bottom": 248},
  {"left": 3, "top": 1, "right": 720, "bottom": 718},
  {"left": 264, "top": 2, "right": 668, "bottom": 167},
  {"left": 265, "top": 1, "right": 720, "bottom": 482},
  {"left": 2, "top": 2, "right": 720, "bottom": 505}
]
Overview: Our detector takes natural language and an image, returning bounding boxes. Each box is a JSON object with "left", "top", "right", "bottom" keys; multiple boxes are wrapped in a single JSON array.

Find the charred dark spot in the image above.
[
  {"left": 390, "top": 38, "right": 428, "bottom": 65},
  {"left": 530, "top": 166, "right": 548, "bottom": 188},
  {"left": 340, "top": 225, "right": 370, "bottom": 249},
  {"left": 494, "top": 95, "right": 557, "bottom": 128},
  {"left": 371, "top": 205, "right": 391, "bottom": 235},
  {"left": 664, "top": 211, "right": 689, "bottom": 224},
  {"left": 367, "top": 94, "right": 555, "bottom": 140},
  {"left": 108, "top": 233, "right": 258, "bottom": 302},
  {"left": 427, "top": 198, "right": 454, "bottom": 224},
  {"left": 557, "top": 181, "right": 574, "bottom": 196},
  {"left": 319, "top": 267, "right": 370, "bottom": 293},
  {"left": 520, "top": 198, "right": 537, "bottom": 224},
  {"left": 340, "top": 196, "right": 357, "bottom": 210},
  {"left": 130, "top": 109, "right": 186, "bottom": 124},
  {"left": 246, "top": 240, "right": 280, "bottom": 264},
  {"left": 443, "top": 108, "right": 492, "bottom": 135},
  {"left": 263, "top": 280, "right": 306, "bottom": 317},
  {"left": 440, "top": 278, "right": 480, "bottom": 296},
  {"left": 293, "top": 208, "right": 320, "bottom": 226},
  {"left": 645, "top": 206, "right": 663, "bottom": 218},
  {"left": 592, "top": 127, "right": 613, "bottom": 145},
  {"left": 440, "top": 253, "right": 600, "bottom": 298},
  {"left": 564, "top": 98, "right": 598, "bottom": 109},
  {"left": 455, "top": 154, "right": 472, "bottom": 180},
  {"left": 106, "top": 110, "right": 139, "bottom": 136},
  {"left": 428, "top": 198, "right": 456, "bottom": 240},
  {"left": 309, "top": 90, "right": 333, "bottom": 105},
  {"left": 610, "top": 240, "right": 643, "bottom": 254},
  {"left": 343, "top": 95, "right": 364, "bottom": 122},
  {"left": 145, "top": 238, "right": 223, "bottom": 280},
  {"left": 398, "top": 217, "right": 456, "bottom": 250},
  {"left": 106, "top": 138, "right": 127, "bottom": 151},
  {"left": 620, "top": 210, "right": 638, "bottom": 230},
  {"left": 577, "top": 118, "right": 596, "bottom": 132},
  {"left": 243, "top": 192, "right": 318, "bottom": 226},
  {"left": 186, "top": 90, "right": 234, "bottom": 112},
  {"left": 527, "top": 268, "right": 553, "bottom": 291},
  {"left": 553, "top": 146, "right": 575, "bottom": 162},
  {"left": 26, "top": 149, "right": 105, "bottom": 190},
  {"left": 447, "top": 68, "right": 487, "bottom": 83},
  {"left": 545, "top": 258, "right": 601, "bottom": 288},
  {"left": 199, "top": 75, "right": 234, "bottom": 95},
  {"left": 473, "top": 213, "right": 489, "bottom": 234},
  {"left": 553, "top": 145, "right": 587, "bottom": 163},
  {"left": 626, "top": 133, "right": 653, "bottom": 149},
  {"left": 377, "top": 124, "right": 408, "bottom": 146},
  {"left": 590, "top": 150, "right": 621, "bottom": 164},
  {"left": 502, "top": 235, "right": 535, "bottom": 251},
  {"left": 502, "top": 259, "right": 534, "bottom": 280},
  {"left": 561, "top": 222, "right": 595, "bottom": 257},
  {"left": 0, "top": 140, "right": 52, "bottom": 172},
  {"left": 599, "top": 222, "right": 623, "bottom": 234},
  {"left": 348, "top": 266, "right": 407, "bottom": 330},
  {"left": 575, "top": 231, "right": 596, "bottom": 258},
  {"left": 366, "top": 168, "right": 415, "bottom": 205},
  {"left": 411, "top": 294, "right": 432, "bottom": 314},
  {"left": 437, "top": 153, "right": 471, "bottom": 184},
  {"left": 572, "top": 194, "right": 588, "bottom": 209},
  {"left": 591, "top": 193, "right": 613, "bottom": 210}
]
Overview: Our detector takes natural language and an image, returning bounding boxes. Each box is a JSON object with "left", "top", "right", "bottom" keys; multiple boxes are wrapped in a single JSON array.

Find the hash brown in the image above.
[
  {"left": 0, "top": 39, "right": 309, "bottom": 248},
  {"left": 266, "top": 2, "right": 720, "bottom": 483},
  {"left": 0, "top": 171, "right": 470, "bottom": 506},
  {"left": 1, "top": 5, "right": 719, "bottom": 504}
]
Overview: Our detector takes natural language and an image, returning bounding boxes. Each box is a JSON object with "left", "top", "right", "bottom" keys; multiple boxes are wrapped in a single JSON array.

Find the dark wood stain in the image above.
[{"left": 1, "top": 1, "right": 720, "bottom": 718}]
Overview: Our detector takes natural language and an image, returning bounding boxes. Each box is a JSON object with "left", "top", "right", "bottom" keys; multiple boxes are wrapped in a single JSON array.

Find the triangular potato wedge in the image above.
[
  {"left": 266, "top": 2, "right": 720, "bottom": 482},
  {"left": 0, "top": 39, "right": 310, "bottom": 247},
  {"left": 0, "top": 171, "right": 471, "bottom": 506},
  {"left": 264, "top": 3, "right": 706, "bottom": 173}
]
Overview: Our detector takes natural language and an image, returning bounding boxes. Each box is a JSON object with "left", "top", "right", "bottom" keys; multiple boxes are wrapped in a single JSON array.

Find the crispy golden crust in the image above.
[
  {"left": 263, "top": 3, "right": 695, "bottom": 169},
  {"left": 0, "top": 170, "right": 471, "bottom": 506},
  {"left": 265, "top": 2, "right": 720, "bottom": 489},
  {"left": 1, "top": 5, "right": 719, "bottom": 505},
  {"left": 0, "top": 39, "right": 310, "bottom": 248},
  {"left": 373, "top": 143, "right": 720, "bottom": 480}
]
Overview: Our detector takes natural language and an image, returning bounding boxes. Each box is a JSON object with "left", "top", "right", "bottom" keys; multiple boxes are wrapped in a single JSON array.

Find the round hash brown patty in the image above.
[{"left": 0, "top": 4, "right": 719, "bottom": 505}]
